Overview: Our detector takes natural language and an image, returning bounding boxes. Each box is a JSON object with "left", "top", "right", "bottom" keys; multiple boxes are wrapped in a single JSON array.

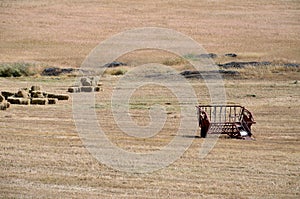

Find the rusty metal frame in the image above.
[{"left": 196, "top": 105, "right": 256, "bottom": 139}]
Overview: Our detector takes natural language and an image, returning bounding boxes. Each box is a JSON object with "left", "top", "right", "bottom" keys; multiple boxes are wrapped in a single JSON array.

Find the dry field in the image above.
[
  {"left": 0, "top": 74, "right": 299, "bottom": 198},
  {"left": 0, "top": 0, "right": 300, "bottom": 198},
  {"left": 1, "top": 0, "right": 300, "bottom": 66}
]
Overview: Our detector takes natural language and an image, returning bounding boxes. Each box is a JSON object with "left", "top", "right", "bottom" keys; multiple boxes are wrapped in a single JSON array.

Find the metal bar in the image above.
[
  {"left": 234, "top": 107, "right": 236, "bottom": 122},
  {"left": 196, "top": 105, "right": 243, "bottom": 108},
  {"left": 224, "top": 106, "right": 227, "bottom": 122},
  {"left": 229, "top": 107, "right": 232, "bottom": 122},
  {"left": 220, "top": 106, "right": 222, "bottom": 123},
  {"left": 239, "top": 107, "right": 245, "bottom": 121},
  {"left": 214, "top": 106, "right": 216, "bottom": 122},
  {"left": 209, "top": 122, "right": 236, "bottom": 124},
  {"left": 197, "top": 107, "right": 200, "bottom": 127}
]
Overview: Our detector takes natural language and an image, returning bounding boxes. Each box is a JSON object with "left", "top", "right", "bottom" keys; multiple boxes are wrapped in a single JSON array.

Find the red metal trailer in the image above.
[{"left": 196, "top": 105, "right": 255, "bottom": 139}]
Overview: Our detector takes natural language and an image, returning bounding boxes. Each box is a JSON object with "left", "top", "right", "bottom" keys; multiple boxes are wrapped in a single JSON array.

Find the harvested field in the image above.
[
  {"left": 0, "top": 74, "right": 299, "bottom": 198},
  {"left": 0, "top": 0, "right": 300, "bottom": 66},
  {"left": 0, "top": 0, "right": 299, "bottom": 198}
]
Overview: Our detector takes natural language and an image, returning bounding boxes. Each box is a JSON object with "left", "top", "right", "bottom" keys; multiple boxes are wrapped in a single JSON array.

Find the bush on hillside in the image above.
[{"left": 0, "top": 62, "right": 37, "bottom": 77}]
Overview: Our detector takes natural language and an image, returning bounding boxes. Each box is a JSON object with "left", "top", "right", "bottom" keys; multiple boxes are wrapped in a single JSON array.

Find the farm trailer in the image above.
[{"left": 196, "top": 105, "right": 255, "bottom": 139}]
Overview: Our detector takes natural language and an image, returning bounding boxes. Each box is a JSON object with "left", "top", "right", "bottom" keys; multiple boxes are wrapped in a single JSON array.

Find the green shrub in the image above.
[
  {"left": 162, "top": 58, "right": 186, "bottom": 66},
  {"left": 109, "top": 69, "right": 127, "bottom": 76},
  {"left": 0, "top": 62, "right": 37, "bottom": 77}
]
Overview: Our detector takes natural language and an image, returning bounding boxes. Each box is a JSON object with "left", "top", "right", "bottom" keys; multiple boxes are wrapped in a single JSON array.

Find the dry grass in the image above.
[
  {"left": 0, "top": 74, "right": 299, "bottom": 198},
  {"left": 0, "top": 0, "right": 300, "bottom": 67},
  {"left": 236, "top": 64, "right": 300, "bottom": 80},
  {"left": 0, "top": 0, "right": 300, "bottom": 198},
  {"left": 104, "top": 67, "right": 128, "bottom": 76},
  {"left": 214, "top": 52, "right": 267, "bottom": 65}
]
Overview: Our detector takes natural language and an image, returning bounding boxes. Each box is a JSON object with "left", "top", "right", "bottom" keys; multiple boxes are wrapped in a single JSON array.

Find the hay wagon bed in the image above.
[{"left": 196, "top": 105, "right": 255, "bottom": 139}]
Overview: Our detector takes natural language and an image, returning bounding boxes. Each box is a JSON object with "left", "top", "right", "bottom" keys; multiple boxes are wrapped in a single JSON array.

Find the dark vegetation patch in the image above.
[
  {"left": 0, "top": 62, "right": 37, "bottom": 77},
  {"left": 218, "top": 61, "right": 272, "bottom": 68},
  {"left": 103, "top": 61, "right": 127, "bottom": 68},
  {"left": 42, "top": 67, "right": 77, "bottom": 76},
  {"left": 180, "top": 70, "right": 239, "bottom": 79}
]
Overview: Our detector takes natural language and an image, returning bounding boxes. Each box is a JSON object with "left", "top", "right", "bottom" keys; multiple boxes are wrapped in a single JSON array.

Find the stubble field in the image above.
[{"left": 0, "top": 0, "right": 299, "bottom": 198}]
